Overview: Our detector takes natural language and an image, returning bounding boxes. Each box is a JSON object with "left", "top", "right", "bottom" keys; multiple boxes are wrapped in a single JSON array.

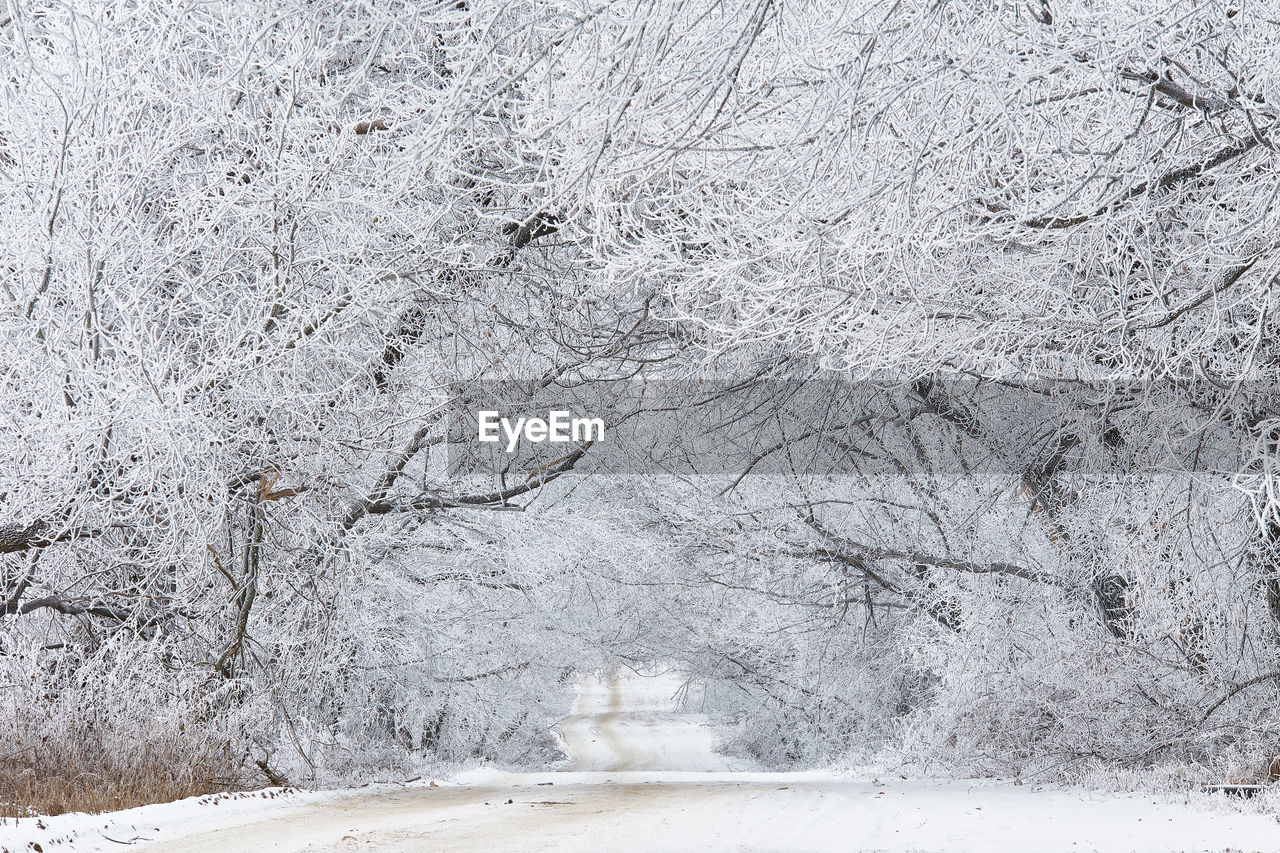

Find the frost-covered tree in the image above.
[
  {"left": 0, "top": 0, "right": 662, "bottom": 802},
  {"left": 8, "top": 0, "right": 1280, "bottom": 809}
]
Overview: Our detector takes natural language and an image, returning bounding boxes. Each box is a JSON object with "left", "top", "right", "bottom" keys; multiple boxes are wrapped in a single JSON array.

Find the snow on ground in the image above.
[
  {"left": 552, "top": 669, "right": 743, "bottom": 772},
  {"left": 4, "top": 669, "right": 1280, "bottom": 853}
]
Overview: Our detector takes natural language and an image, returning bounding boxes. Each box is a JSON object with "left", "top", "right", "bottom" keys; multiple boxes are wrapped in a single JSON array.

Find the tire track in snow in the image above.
[{"left": 554, "top": 670, "right": 737, "bottom": 772}]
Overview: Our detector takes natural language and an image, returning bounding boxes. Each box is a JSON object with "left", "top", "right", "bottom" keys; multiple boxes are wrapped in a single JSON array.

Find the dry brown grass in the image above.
[{"left": 0, "top": 735, "right": 257, "bottom": 818}]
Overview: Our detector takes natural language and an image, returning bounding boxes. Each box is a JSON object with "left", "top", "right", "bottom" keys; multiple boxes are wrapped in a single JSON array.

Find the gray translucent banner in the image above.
[{"left": 440, "top": 378, "right": 1274, "bottom": 477}]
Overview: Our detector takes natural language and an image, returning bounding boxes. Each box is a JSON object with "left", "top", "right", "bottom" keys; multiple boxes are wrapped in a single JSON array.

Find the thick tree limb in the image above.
[
  {"left": 0, "top": 521, "right": 48, "bottom": 554},
  {"left": 1199, "top": 671, "right": 1280, "bottom": 724},
  {"left": 0, "top": 520, "right": 100, "bottom": 556},
  {"left": 811, "top": 543, "right": 1059, "bottom": 586},
  {"left": 1132, "top": 255, "right": 1263, "bottom": 330},
  {"left": 16, "top": 595, "right": 130, "bottom": 621},
  {"left": 434, "top": 662, "right": 529, "bottom": 683},
  {"left": 985, "top": 135, "right": 1263, "bottom": 230},
  {"left": 367, "top": 442, "right": 593, "bottom": 514},
  {"left": 1121, "top": 69, "right": 1230, "bottom": 114}
]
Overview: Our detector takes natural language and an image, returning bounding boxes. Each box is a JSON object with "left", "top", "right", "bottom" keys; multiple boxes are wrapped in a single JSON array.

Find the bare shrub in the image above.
[{"left": 0, "top": 639, "right": 260, "bottom": 817}]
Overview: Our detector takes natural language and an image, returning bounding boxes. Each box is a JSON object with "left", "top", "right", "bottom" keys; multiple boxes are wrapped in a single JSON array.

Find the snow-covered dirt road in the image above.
[
  {"left": 6, "top": 670, "right": 1280, "bottom": 852},
  {"left": 553, "top": 671, "right": 738, "bottom": 772}
]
